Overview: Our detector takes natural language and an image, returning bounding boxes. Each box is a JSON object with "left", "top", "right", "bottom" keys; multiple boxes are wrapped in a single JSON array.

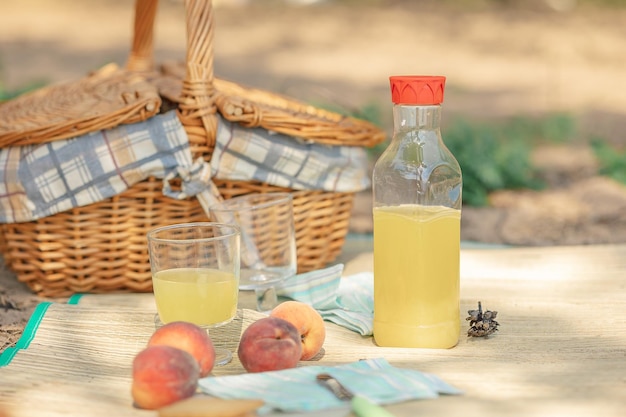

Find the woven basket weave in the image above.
[{"left": 0, "top": 0, "right": 385, "bottom": 297}]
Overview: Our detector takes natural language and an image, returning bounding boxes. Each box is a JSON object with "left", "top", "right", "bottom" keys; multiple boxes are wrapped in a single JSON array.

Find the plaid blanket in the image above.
[{"left": 0, "top": 111, "right": 371, "bottom": 223}]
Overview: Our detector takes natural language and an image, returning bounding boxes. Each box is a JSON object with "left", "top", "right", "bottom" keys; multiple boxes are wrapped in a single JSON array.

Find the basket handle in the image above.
[
  {"left": 126, "top": 0, "right": 158, "bottom": 72},
  {"left": 127, "top": 0, "right": 218, "bottom": 150}
]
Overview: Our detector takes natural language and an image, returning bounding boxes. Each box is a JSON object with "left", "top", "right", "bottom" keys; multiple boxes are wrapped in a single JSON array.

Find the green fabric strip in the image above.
[
  {"left": 16, "top": 301, "right": 52, "bottom": 349},
  {"left": 0, "top": 301, "right": 52, "bottom": 367},
  {"left": 67, "top": 294, "right": 84, "bottom": 305},
  {"left": 0, "top": 346, "right": 19, "bottom": 367}
]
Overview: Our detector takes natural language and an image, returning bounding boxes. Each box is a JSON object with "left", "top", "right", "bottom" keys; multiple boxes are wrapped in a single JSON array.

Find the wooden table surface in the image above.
[{"left": 1, "top": 244, "right": 625, "bottom": 417}]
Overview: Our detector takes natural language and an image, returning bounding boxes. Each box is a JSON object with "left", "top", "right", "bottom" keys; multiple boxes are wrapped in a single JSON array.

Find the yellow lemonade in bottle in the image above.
[
  {"left": 152, "top": 267, "right": 238, "bottom": 327},
  {"left": 373, "top": 204, "right": 461, "bottom": 348}
]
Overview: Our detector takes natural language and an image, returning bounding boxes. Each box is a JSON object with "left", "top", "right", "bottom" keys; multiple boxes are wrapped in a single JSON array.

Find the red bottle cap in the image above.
[{"left": 389, "top": 76, "right": 446, "bottom": 105}]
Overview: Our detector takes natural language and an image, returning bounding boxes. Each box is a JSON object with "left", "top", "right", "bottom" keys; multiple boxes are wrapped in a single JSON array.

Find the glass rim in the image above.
[
  {"left": 209, "top": 192, "right": 293, "bottom": 212},
  {"left": 146, "top": 222, "right": 240, "bottom": 243}
]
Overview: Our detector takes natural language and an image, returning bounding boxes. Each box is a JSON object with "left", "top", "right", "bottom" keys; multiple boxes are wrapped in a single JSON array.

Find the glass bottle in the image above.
[{"left": 372, "top": 75, "right": 462, "bottom": 348}]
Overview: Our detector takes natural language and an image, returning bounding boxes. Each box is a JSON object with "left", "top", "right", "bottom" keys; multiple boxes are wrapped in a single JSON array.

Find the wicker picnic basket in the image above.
[{"left": 0, "top": 0, "right": 385, "bottom": 298}]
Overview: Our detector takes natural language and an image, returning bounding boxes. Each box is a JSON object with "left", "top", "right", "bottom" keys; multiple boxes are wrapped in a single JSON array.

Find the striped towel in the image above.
[
  {"left": 275, "top": 265, "right": 374, "bottom": 336},
  {"left": 198, "top": 357, "right": 461, "bottom": 414}
]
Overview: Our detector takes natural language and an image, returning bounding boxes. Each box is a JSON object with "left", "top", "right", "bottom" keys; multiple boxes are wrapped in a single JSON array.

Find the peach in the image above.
[
  {"left": 270, "top": 301, "right": 326, "bottom": 360},
  {"left": 237, "top": 317, "right": 302, "bottom": 373},
  {"left": 132, "top": 345, "right": 200, "bottom": 410},
  {"left": 148, "top": 321, "right": 216, "bottom": 377}
]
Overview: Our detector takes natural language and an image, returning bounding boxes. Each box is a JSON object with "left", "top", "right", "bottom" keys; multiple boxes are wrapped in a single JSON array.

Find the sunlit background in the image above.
[{"left": 1, "top": 0, "right": 625, "bottom": 219}]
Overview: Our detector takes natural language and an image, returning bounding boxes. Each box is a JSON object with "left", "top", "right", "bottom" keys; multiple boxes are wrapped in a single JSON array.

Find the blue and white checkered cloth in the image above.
[{"left": 0, "top": 111, "right": 371, "bottom": 223}]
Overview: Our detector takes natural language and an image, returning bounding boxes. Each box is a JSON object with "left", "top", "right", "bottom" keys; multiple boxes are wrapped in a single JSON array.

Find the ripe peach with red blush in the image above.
[
  {"left": 270, "top": 301, "right": 326, "bottom": 360},
  {"left": 131, "top": 345, "right": 199, "bottom": 410},
  {"left": 148, "top": 321, "right": 216, "bottom": 377},
  {"left": 237, "top": 316, "right": 302, "bottom": 373}
]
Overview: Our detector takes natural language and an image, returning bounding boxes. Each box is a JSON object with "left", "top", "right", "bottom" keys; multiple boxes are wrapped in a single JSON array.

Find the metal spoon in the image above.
[{"left": 316, "top": 373, "right": 395, "bottom": 417}]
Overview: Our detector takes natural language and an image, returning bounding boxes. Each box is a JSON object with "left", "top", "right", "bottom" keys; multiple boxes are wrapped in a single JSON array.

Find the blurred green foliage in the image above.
[
  {"left": 502, "top": 113, "right": 577, "bottom": 145},
  {"left": 0, "top": 82, "right": 44, "bottom": 101},
  {"left": 0, "top": 62, "right": 46, "bottom": 102},
  {"left": 591, "top": 139, "right": 626, "bottom": 185},
  {"left": 444, "top": 118, "right": 546, "bottom": 206},
  {"left": 445, "top": 113, "right": 583, "bottom": 206}
]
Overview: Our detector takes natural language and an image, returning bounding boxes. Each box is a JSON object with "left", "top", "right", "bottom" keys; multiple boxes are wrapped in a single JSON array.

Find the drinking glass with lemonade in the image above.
[{"left": 147, "top": 222, "right": 241, "bottom": 365}]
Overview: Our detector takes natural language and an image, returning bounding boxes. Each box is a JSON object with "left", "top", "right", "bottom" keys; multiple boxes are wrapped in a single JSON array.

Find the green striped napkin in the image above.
[
  {"left": 275, "top": 264, "right": 374, "bottom": 335},
  {"left": 198, "top": 358, "right": 461, "bottom": 414}
]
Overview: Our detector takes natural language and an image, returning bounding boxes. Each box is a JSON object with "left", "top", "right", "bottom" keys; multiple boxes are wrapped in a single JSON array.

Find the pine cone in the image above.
[{"left": 466, "top": 301, "right": 499, "bottom": 337}]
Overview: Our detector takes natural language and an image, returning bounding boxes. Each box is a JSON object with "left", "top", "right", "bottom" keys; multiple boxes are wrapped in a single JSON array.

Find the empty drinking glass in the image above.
[{"left": 209, "top": 193, "right": 297, "bottom": 312}]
